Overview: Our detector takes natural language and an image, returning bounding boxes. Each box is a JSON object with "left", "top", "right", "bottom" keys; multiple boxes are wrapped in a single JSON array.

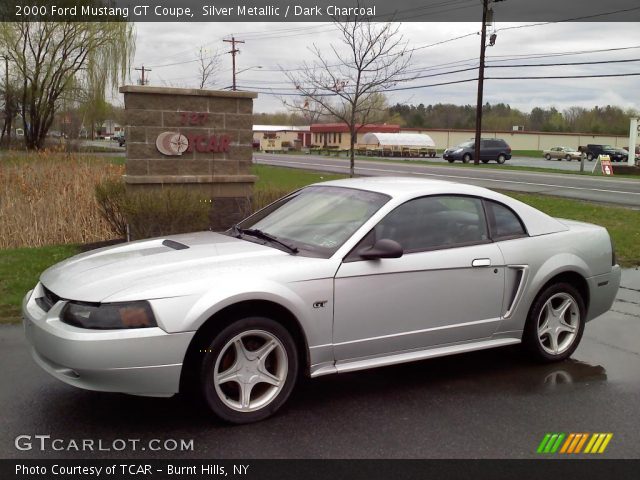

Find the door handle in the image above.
[{"left": 472, "top": 258, "right": 491, "bottom": 267}]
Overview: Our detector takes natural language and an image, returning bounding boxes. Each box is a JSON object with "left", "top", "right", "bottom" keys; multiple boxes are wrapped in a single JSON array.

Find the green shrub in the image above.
[
  {"left": 95, "top": 179, "right": 212, "bottom": 240},
  {"left": 123, "top": 187, "right": 211, "bottom": 240}
]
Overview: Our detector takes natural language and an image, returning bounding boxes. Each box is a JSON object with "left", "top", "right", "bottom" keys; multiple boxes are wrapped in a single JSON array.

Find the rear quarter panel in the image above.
[{"left": 495, "top": 223, "right": 614, "bottom": 334}]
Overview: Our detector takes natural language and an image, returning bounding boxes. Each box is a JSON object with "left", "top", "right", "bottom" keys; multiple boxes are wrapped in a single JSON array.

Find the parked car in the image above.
[
  {"left": 543, "top": 146, "right": 581, "bottom": 161},
  {"left": 443, "top": 138, "right": 512, "bottom": 164},
  {"left": 23, "top": 177, "right": 620, "bottom": 423},
  {"left": 585, "top": 144, "right": 628, "bottom": 162}
]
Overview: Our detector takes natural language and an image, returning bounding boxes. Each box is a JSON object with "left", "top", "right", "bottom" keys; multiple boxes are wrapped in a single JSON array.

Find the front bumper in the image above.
[{"left": 22, "top": 284, "right": 194, "bottom": 397}]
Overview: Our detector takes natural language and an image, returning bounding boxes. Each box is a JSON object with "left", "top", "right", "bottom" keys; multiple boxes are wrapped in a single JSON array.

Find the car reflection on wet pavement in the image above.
[{"left": 1, "top": 269, "right": 638, "bottom": 459}]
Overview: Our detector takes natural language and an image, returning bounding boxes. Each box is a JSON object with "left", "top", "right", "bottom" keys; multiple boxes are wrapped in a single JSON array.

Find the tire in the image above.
[
  {"left": 447, "top": 158, "right": 455, "bottom": 163},
  {"left": 497, "top": 154, "right": 506, "bottom": 164},
  {"left": 587, "top": 153, "right": 594, "bottom": 161},
  {"left": 199, "top": 316, "right": 299, "bottom": 423},
  {"left": 565, "top": 155, "right": 572, "bottom": 161},
  {"left": 523, "top": 282, "right": 585, "bottom": 363},
  {"left": 462, "top": 153, "right": 471, "bottom": 163},
  {"left": 545, "top": 154, "right": 552, "bottom": 160},
  {"left": 481, "top": 159, "right": 489, "bottom": 164}
]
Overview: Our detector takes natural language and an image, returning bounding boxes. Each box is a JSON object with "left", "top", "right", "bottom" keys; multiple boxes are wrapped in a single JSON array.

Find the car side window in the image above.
[
  {"left": 484, "top": 200, "right": 527, "bottom": 240},
  {"left": 359, "top": 196, "right": 490, "bottom": 255}
]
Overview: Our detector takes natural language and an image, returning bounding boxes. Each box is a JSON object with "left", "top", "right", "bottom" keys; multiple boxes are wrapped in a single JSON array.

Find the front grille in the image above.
[{"left": 35, "top": 285, "right": 61, "bottom": 312}]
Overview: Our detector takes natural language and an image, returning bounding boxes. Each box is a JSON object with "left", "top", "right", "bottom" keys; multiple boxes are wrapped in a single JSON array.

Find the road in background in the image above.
[{"left": 254, "top": 153, "right": 640, "bottom": 207}]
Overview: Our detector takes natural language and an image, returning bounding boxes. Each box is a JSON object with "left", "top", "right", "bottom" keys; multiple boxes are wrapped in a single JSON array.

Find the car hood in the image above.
[{"left": 40, "top": 232, "right": 330, "bottom": 303}]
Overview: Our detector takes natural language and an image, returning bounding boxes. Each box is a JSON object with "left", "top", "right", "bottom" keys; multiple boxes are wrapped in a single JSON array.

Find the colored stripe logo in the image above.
[{"left": 537, "top": 433, "right": 613, "bottom": 454}]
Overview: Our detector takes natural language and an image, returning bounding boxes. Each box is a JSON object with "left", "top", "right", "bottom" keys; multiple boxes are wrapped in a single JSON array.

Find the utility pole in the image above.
[
  {"left": 473, "top": 0, "right": 489, "bottom": 165},
  {"left": 134, "top": 65, "right": 151, "bottom": 85},
  {"left": 223, "top": 36, "right": 244, "bottom": 91}
]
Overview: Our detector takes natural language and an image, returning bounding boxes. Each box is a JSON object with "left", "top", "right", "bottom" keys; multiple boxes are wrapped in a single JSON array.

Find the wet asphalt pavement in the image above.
[{"left": 1, "top": 270, "right": 639, "bottom": 460}]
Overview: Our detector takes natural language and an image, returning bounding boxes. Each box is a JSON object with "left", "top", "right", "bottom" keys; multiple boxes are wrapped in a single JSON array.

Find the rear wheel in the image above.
[
  {"left": 199, "top": 316, "right": 298, "bottom": 423},
  {"left": 462, "top": 153, "right": 471, "bottom": 163},
  {"left": 497, "top": 154, "right": 506, "bottom": 164},
  {"left": 523, "top": 283, "right": 585, "bottom": 362}
]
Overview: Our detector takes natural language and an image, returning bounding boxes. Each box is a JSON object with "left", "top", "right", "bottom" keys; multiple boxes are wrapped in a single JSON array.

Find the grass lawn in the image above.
[
  {"left": 1, "top": 164, "right": 637, "bottom": 324},
  {"left": 0, "top": 245, "right": 78, "bottom": 324},
  {"left": 252, "top": 163, "right": 346, "bottom": 190}
]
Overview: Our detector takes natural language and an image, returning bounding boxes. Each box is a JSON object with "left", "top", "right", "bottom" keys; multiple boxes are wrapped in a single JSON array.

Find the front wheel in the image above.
[
  {"left": 199, "top": 316, "right": 299, "bottom": 423},
  {"left": 587, "top": 153, "right": 594, "bottom": 161},
  {"left": 545, "top": 154, "right": 552, "bottom": 160},
  {"left": 462, "top": 153, "right": 471, "bottom": 163},
  {"left": 565, "top": 155, "right": 572, "bottom": 161},
  {"left": 497, "top": 154, "right": 506, "bottom": 164},
  {"left": 523, "top": 283, "right": 585, "bottom": 363},
  {"left": 447, "top": 158, "right": 455, "bottom": 163}
]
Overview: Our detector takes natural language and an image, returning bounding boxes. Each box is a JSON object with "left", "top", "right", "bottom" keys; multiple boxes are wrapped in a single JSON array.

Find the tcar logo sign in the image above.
[
  {"left": 156, "top": 132, "right": 189, "bottom": 156},
  {"left": 155, "top": 132, "right": 231, "bottom": 156}
]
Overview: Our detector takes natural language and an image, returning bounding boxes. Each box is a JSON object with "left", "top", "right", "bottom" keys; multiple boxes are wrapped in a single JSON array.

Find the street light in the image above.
[{"left": 229, "top": 66, "right": 262, "bottom": 91}]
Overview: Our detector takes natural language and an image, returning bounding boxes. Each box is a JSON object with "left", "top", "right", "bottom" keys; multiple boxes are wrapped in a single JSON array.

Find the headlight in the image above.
[{"left": 61, "top": 301, "right": 157, "bottom": 329}]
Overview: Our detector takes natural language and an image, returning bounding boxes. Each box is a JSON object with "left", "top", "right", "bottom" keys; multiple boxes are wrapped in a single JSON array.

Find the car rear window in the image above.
[{"left": 484, "top": 200, "right": 527, "bottom": 240}]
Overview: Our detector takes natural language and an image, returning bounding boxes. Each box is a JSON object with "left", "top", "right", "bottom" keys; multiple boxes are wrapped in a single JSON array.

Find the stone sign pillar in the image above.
[{"left": 119, "top": 85, "right": 257, "bottom": 231}]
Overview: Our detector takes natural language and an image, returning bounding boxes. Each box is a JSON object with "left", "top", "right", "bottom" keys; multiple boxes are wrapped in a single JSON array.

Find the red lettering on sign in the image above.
[
  {"left": 183, "top": 134, "right": 231, "bottom": 153},
  {"left": 218, "top": 135, "right": 230, "bottom": 152}
]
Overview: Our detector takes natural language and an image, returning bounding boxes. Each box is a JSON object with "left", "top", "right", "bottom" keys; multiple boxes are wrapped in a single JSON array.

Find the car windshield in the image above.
[{"left": 232, "top": 186, "right": 390, "bottom": 258}]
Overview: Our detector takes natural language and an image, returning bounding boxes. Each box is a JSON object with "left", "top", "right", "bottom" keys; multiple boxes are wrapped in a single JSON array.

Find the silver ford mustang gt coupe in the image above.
[{"left": 23, "top": 177, "right": 620, "bottom": 423}]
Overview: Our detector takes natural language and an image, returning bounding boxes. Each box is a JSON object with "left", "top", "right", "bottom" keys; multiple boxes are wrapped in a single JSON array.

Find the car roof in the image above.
[
  {"left": 316, "top": 176, "right": 483, "bottom": 197},
  {"left": 312, "top": 176, "right": 568, "bottom": 237}
]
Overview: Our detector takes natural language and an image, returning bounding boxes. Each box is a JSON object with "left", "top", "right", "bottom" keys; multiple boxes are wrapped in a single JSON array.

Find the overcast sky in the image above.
[{"left": 127, "top": 21, "right": 640, "bottom": 114}]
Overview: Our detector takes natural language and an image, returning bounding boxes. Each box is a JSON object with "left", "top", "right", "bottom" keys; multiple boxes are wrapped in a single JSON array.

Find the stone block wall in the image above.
[{"left": 119, "top": 85, "right": 257, "bottom": 231}]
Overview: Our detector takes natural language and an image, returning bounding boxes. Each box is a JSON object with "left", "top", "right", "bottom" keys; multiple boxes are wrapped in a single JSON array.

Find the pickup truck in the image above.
[{"left": 584, "top": 144, "right": 628, "bottom": 162}]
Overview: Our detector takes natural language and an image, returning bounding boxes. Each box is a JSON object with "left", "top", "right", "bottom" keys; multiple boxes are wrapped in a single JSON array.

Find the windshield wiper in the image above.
[{"left": 231, "top": 226, "right": 298, "bottom": 254}]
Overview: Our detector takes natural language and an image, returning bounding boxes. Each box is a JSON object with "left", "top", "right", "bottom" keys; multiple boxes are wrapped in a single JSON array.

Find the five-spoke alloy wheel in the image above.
[
  {"left": 524, "top": 283, "right": 585, "bottom": 362},
  {"left": 200, "top": 317, "right": 298, "bottom": 423}
]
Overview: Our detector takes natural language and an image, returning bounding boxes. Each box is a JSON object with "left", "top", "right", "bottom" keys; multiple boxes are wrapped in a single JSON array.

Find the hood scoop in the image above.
[{"left": 162, "top": 239, "right": 190, "bottom": 250}]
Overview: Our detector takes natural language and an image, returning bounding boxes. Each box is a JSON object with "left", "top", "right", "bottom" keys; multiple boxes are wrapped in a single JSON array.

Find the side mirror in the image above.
[{"left": 358, "top": 239, "right": 403, "bottom": 260}]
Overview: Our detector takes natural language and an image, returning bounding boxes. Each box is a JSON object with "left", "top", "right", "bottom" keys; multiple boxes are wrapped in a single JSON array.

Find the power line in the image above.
[{"left": 485, "top": 72, "right": 640, "bottom": 80}]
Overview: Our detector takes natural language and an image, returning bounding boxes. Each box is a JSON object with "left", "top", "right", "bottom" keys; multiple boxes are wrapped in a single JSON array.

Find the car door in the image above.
[
  {"left": 333, "top": 195, "right": 506, "bottom": 362},
  {"left": 479, "top": 140, "right": 491, "bottom": 160}
]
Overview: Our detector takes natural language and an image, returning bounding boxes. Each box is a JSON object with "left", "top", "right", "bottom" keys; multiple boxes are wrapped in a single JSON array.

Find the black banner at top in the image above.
[{"left": 2, "top": 0, "right": 640, "bottom": 22}]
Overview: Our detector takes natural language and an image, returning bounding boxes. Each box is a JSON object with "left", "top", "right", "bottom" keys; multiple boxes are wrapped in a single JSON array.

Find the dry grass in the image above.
[{"left": 0, "top": 150, "right": 122, "bottom": 249}]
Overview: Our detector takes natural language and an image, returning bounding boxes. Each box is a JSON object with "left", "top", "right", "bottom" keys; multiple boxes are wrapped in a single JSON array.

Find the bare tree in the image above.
[
  {"left": 283, "top": 13, "right": 413, "bottom": 176},
  {"left": 197, "top": 47, "right": 220, "bottom": 89},
  {"left": 287, "top": 96, "right": 327, "bottom": 125}
]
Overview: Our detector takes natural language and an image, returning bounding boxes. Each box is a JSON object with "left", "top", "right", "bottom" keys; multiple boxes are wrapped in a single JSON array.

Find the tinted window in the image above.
[
  {"left": 366, "top": 196, "right": 489, "bottom": 253},
  {"left": 484, "top": 200, "right": 527, "bottom": 240}
]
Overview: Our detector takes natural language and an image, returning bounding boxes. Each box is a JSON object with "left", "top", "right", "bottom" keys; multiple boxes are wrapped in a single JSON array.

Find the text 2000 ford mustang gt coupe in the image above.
[{"left": 23, "top": 178, "right": 620, "bottom": 423}]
